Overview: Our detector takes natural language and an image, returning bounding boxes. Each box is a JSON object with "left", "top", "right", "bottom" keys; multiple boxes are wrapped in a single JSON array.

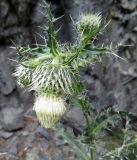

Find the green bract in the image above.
[
  {"left": 14, "top": 64, "right": 32, "bottom": 86},
  {"left": 31, "top": 63, "right": 75, "bottom": 94}
]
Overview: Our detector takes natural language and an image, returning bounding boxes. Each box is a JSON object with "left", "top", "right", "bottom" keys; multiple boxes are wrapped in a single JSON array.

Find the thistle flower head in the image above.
[
  {"left": 33, "top": 95, "right": 66, "bottom": 128},
  {"left": 77, "top": 13, "right": 102, "bottom": 37},
  {"left": 14, "top": 64, "right": 32, "bottom": 86},
  {"left": 31, "top": 62, "right": 75, "bottom": 94}
]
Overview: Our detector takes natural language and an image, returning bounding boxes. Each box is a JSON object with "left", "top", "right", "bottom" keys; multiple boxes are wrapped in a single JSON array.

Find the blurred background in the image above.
[{"left": 0, "top": 0, "right": 137, "bottom": 159}]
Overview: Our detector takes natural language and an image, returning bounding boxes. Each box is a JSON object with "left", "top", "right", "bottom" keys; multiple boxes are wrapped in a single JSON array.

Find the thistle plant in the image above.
[
  {"left": 13, "top": 1, "right": 137, "bottom": 160},
  {"left": 14, "top": 1, "right": 106, "bottom": 128}
]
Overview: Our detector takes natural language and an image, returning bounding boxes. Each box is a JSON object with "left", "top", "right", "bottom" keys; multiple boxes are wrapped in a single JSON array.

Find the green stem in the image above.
[
  {"left": 77, "top": 98, "right": 91, "bottom": 126},
  {"left": 90, "top": 146, "right": 94, "bottom": 160},
  {"left": 65, "top": 34, "right": 92, "bottom": 65},
  {"left": 65, "top": 24, "right": 102, "bottom": 65},
  {"left": 76, "top": 98, "right": 94, "bottom": 160}
]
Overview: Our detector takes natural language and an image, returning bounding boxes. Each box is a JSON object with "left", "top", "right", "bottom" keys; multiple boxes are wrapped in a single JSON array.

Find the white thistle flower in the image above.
[
  {"left": 33, "top": 95, "right": 66, "bottom": 128},
  {"left": 31, "top": 64, "right": 74, "bottom": 94},
  {"left": 14, "top": 64, "right": 32, "bottom": 86}
]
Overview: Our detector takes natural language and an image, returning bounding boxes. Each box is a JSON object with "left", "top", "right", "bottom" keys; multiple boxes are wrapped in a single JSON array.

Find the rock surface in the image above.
[
  {"left": 0, "top": 107, "right": 24, "bottom": 131},
  {"left": 0, "top": 0, "right": 137, "bottom": 159}
]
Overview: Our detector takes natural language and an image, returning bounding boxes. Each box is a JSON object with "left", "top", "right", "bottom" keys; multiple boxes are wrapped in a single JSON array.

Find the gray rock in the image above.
[
  {"left": 9, "top": 142, "right": 17, "bottom": 155},
  {"left": 26, "top": 133, "right": 36, "bottom": 146},
  {"left": 0, "top": 0, "right": 136, "bottom": 159},
  {"left": 122, "top": 12, "right": 137, "bottom": 31},
  {"left": 0, "top": 107, "right": 24, "bottom": 131},
  {"left": 5, "top": 154, "right": 18, "bottom": 160},
  {"left": 5, "top": 13, "right": 18, "bottom": 27},
  {"left": 0, "top": 1, "right": 9, "bottom": 19},
  {"left": 0, "top": 131, "right": 13, "bottom": 139},
  {"left": 0, "top": 53, "right": 16, "bottom": 95},
  {"left": 133, "top": 26, "right": 137, "bottom": 32},
  {"left": 0, "top": 0, "right": 38, "bottom": 44},
  {"left": 25, "top": 147, "right": 40, "bottom": 160},
  {"left": 121, "top": 0, "right": 137, "bottom": 10},
  {"left": 30, "top": 1, "right": 45, "bottom": 24},
  {"left": 65, "top": 107, "right": 86, "bottom": 130},
  {"left": 35, "top": 126, "right": 51, "bottom": 140}
]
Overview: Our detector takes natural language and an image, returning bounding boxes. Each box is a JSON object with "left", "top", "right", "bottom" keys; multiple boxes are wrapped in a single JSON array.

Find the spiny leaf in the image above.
[
  {"left": 84, "top": 107, "right": 130, "bottom": 142},
  {"left": 42, "top": 1, "right": 59, "bottom": 56},
  {"left": 104, "top": 117, "right": 137, "bottom": 159},
  {"left": 54, "top": 127, "right": 90, "bottom": 160}
]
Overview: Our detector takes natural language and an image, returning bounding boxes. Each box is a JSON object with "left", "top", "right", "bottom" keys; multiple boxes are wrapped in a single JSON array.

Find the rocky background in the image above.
[{"left": 0, "top": 0, "right": 137, "bottom": 159}]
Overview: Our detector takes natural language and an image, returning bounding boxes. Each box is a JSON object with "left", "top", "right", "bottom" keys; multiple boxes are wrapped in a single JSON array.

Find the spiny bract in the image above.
[
  {"left": 31, "top": 62, "right": 75, "bottom": 94},
  {"left": 14, "top": 64, "right": 32, "bottom": 86}
]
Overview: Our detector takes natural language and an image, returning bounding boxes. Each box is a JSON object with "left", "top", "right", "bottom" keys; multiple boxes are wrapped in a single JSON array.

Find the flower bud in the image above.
[
  {"left": 33, "top": 95, "right": 66, "bottom": 128},
  {"left": 77, "top": 13, "right": 101, "bottom": 37}
]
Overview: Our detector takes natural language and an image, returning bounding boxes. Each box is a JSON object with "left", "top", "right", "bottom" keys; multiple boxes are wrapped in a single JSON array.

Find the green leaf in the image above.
[
  {"left": 54, "top": 127, "right": 90, "bottom": 160},
  {"left": 42, "top": 1, "right": 59, "bottom": 57},
  {"left": 84, "top": 107, "right": 130, "bottom": 142},
  {"left": 104, "top": 117, "right": 137, "bottom": 159}
]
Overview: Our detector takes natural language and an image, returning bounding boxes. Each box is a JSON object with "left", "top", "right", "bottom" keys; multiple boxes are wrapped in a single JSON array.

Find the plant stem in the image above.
[
  {"left": 77, "top": 97, "right": 91, "bottom": 126},
  {"left": 76, "top": 97, "right": 95, "bottom": 160},
  {"left": 90, "top": 147, "right": 93, "bottom": 160}
]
